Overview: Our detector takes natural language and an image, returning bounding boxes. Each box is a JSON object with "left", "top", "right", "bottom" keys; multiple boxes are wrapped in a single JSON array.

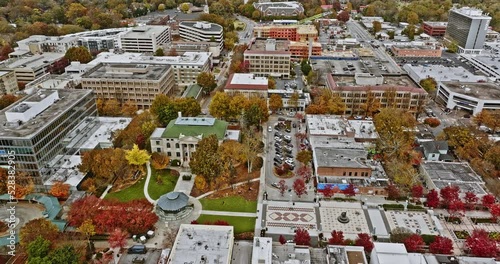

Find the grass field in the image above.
[
  {"left": 199, "top": 196, "right": 257, "bottom": 213},
  {"left": 196, "top": 215, "right": 256, "bottom": 234},
  {"left": 105, "top": 177, "right": 146, "bottom": 202},
  {"left": 148, "top": 169, "right": 178, "bottom": 200}
]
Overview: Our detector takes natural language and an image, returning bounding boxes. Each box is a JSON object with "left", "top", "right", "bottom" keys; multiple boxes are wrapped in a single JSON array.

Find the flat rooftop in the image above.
[
  {"left": 180, "top": 21, "right": 223, "bottom": 32},
  {"left": 332, "top": 74, "right": 418, "bottom": 88},
  {"left": 121, "top": 25, "right": 169, "bottom": 39},
  {"left": 90, "top": 51, "right": 211, "bottom": 67},
  {"left": 0, "top": 89, "right": 93, "bottom": 138},
  {"left": 328, "top": 246, "right": 367, "bottom": 264},
  {"left": 0, "top": 53, "right": 65, "bottom": 69},
  {"left": 433, "top": 181, "right": 486, "bottom": 195},
  {"left": 421, "top": 161, "right": 483, "bottom": 183},
  {"left": 168, "top": 224, "right": 233, "bottom": 264},
  {"left": 423, "top": 21, "right": 448, "bottom": 27},
  {"left": 452, "top": 7, "right": 491, "bottom": 19},
  {"left": 225, "top": 73, "right": 268, "bottom": 90},
  {"left": 403, "top": 64, "right": 487, "bottom": 82},
  {"left": 441, "top": 81, "right": 500, "bottom": 100},
  {"left": 314, "top": 146, "right": 368, "bottom": 169},
  {"left": 466, "top": 55, "right": 500, "bottom": 76},
  {"left": 245, "top": 38, "right": 290, "bottom": 55},
  {"left": 82, "top": 63, "right": 171, "bottom": 80}
]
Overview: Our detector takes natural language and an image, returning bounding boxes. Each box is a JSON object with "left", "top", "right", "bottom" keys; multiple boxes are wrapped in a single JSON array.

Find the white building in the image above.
[
  {"left": 445, "top": 7, "right": 491, "bottom": 54},
  {"left": 370, "top": 243, "right": 410, "bottom": 264},
  {"left": 119, "top": 26, "right": 171, "bottom": 53},
  {"left": 436, "top": 81, "right": 500, "bottom": 114},
  {"left": 460, "top": 53, "right": 500, "bottom": 81},
  {"left": 167, "top": 224, "right": 234, "bottom": 264},
  {"left": 403, "top": 64, "right": 488, "bottom": 83},
  {"left": 0, "top": 53, "right": 67, "bottom": 82},
  {"left": 267, "top": 89, "right": 311, "bottom": 111},
  {"left": 0, "top": 70, "right": 18, "bottom": 95},
  {"left": 179, "top": 21, "right": 224, "bottom": 52},
  {"left": 88, "top": 51, "right": 212, "bottom": 88},
  {"left": 253, "top": 1, "right": 304, "bottom": 17},
  {"left": 224, "top": 73, "right": 269, "bottom": 98},
  {"left": 251, "top": 237, "right": 272, "bottom": 264}
]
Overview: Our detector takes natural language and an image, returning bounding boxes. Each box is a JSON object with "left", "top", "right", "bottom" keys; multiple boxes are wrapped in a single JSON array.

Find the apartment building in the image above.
[
  {"left": 0, "top": 70, "right": 18, "bottom": 95},
  {"left": 327, "top": 73, "right": 428, "bottom": 115},
  {"left": 119, "top": 26, "right": 171, "bottom": 53},
  {"left": 150, "top": 116, "right": 229, "bottom": 166},
  {"left": 81, "top": 63, "right": 175, "bottom": 109},
  {"left": 289, "top": 41, "right": 322, "bottom": 59},
  {"left": 179, "top": 21, "right": 224, "bottom": 52},
  {"left": 0, "top": 53, "right": 68, "bottom": 82},
  {"left": 253, "top": 1, "right": 304, "bottom": 17},
  {"left": 422, "top": 22, "right": 448, "bottom": 37},
  {"left": 436, "top": 81, "right": 500, "bottom": 114},
  {"left": 89, "top": 51, "right": 212, "bottom": 88},
  {"left": 224, "top": 73, "right": 269, "bottom": 98},
  {"left": 253, "top": 24, "right": 318, "bottom": 42},
  {"left": 0, "top": 89, "right": 96, "bottom": 183},
  {"left": 445, "top": 7, "right": 491, "bottom": 54},
  {"left": 244, "top": 38, "right": 291, "bottom": 79}
]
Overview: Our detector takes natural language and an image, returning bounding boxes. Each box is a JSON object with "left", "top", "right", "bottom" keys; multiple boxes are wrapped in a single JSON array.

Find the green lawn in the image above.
[
  {"left": 105, "top": 177, "right": 146, "bottom": 202},
  {"left": 199, "top": 196, "right": 257, "bottom": 213},
  {"left": 196, "top": 215, "right": 256, "bottom": 234},
  {"left": 148, "top": 169, "right": 179, "bottom": 200}
]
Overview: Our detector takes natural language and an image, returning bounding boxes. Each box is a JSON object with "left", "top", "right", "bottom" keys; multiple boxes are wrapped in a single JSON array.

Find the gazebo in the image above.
[{"left": 155, "top": 192, "right": 192, "bottom": 220}]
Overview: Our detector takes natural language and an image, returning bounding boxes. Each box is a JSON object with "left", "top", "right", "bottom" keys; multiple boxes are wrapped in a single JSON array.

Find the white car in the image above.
[
  {"left": 268, "top": 126, "right": 272, "bottom": 132},
  {"left": 284, "top": 135, "right": 292, "bottom": 141}
]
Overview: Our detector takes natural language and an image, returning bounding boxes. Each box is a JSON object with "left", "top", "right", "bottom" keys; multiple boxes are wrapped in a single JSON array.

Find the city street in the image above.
[{"left": 235, "top": 14, "right": 257, "bottom": 45}]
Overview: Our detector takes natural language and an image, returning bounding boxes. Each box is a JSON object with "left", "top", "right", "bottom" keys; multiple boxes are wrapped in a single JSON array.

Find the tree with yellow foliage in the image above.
[{"left": 125, "top": 144, "right": 151, "bottom": 167}]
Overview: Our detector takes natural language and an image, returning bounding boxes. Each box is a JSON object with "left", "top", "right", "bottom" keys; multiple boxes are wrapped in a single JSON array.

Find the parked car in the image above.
[
  {"left": 271, "top": 182, "right": 279, "bottom": 188},
  {"left": 128, "top": 245, "right": 147, "bottom": 254},
  {"left": 268, "top": 126, "right": 272, "bottom": 132},
  {"left": 285, "top": 128, "right": 291, "bottom": 133},
  {"left": 284, "top": 135, "right": 292, "bottom": 141},
  {"left": 275, "top": 137, "right": 282, "bottom": 143},
  {"left": 274, "top": 157, "right": 283, "bottom": 163},
  {"left": 278, "top": 117, "right": 286, "bottom": 121},
  {"left": 292, "top": 123, "right": 297, "bottom": 128}
]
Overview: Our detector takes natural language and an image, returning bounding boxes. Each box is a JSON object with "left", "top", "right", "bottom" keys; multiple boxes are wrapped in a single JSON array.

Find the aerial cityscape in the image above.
[{"left": 0, "top": 0, "right": 499, "bottom": 263}]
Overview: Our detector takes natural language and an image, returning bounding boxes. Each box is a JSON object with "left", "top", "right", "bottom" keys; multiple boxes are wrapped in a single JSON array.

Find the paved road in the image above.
[{"left": 235, "top": 14, "right": 257, "bottom": 45}]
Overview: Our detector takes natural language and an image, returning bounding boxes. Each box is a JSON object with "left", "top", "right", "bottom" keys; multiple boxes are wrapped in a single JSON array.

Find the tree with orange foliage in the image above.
[
  {"left": 151, "top": 152, "right": 170, "bottom": 171},
  {"left": 49, "top": 182, "right": 70, "bottom": 198}
]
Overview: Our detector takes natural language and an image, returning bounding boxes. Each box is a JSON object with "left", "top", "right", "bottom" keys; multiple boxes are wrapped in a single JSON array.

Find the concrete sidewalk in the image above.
[
  {"left": 200, "top": 210, "right": 257, "bottom": 217},
  {"left": 173, "top": 170, "right": 195, "bottom": 195}
]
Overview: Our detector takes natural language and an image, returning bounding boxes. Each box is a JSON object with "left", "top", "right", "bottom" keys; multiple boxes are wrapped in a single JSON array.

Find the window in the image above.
[
  {"left": 167, "top": 152, "right": 172, "bottom": 156},
  {"left": 354, "top": 172, "right": 358, "bottom": 176},
  {"left": 156, "top": 148, "right": 161, "bottom": 152},
  {"left": 156, "top": 141, "right": 160, "bottom": 145},
  {"left": 349, "top": 172, "right": 352, "bottom": 176},
  {"left": 176, "top": 152, "right": 181, "bottom": 157},
  {"left": 343, "top": 172, "right": 346, "bottom": 176},
  {"left": 175, "top": 143, "right": 180, "bottom": 148},
  {"left": 167, "top": 143, "right": 171, "bottom": 148}
]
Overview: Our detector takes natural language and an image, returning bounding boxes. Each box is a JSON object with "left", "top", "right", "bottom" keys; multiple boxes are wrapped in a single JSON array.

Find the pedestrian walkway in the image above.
[
  {"left": 201, "top": 210, "right": 257, "bottom": 217},
  {"left": 196, "top": 178, "right": 260, "bottom": 199},
  {"left": 173, "top": 170, "right": 195, "bottom": 195},
  {"left": 143, "top": 162, "right": 155, "bottom": 204},
  {"left": 99, "top": 185, "right": 113, "bottom": 199}
]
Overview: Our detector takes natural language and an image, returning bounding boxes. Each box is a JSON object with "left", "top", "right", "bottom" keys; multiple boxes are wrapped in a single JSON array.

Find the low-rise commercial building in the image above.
[
  {"left": 327, "top": 73, "right": 428, "bottom": 115},
  {"left": 81, "top": 63, "right": 175, "bottom": 109},
  {"left": 0, "top": 53, "right": 68, "bottom": 82},
  {"left": 328, "top": 246, "right": 368, "bottom": 264},
  {"left": 422, "top": 21, "right": 448, "bottom": 37},
  {"left": 370, "top": 243, "right": 410, "bottom": 264},
  {"left": 253, "top": 1, "right": 304, "bottom": 17},
  {"left": 251, "top": 237, "right": 272, "bottom": 264},
  {"left": 390, "top": 45, "right": 442, "bottom": 57},
  {"left": 179, "top": 21, "right": 224, "bottom": 52},
  {"left": 119, "top": 26, "right": 171, "bottom": 53},
  {"left": 167, "top": 224, "right": 234, "bottom": 264},
  {"left": 306, "top": 115, "right": 378, "bottom": 144},
  {"left": 150, "top": 116, "right": 234, "bottom": 166},
  {"left": 224, "top": 73, "right": 268, "bottom": 98},
  {"left": 460, "top": 54, "right": 500, "bottom": 81},
  {"left": 403, "top": 64, "right": 488, "bottom": 83},
  {"left": 0, "top": 70, "right": 18, "bottom": 95},
  {"left": 436, "top": 81, "right": 500, "bottom": 114},
  {"left": 253, "top": 24, "right": 318, "bottom": 41},
  {"left": 244, "top": 38, "right": 291, "bottom": 79},
  {"left": 268, "top": 89, "right": 311, "bottom": 111}
]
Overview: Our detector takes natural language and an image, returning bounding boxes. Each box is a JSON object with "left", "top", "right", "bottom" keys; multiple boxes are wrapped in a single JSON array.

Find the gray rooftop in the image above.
[
  {"left": 121, "top": 26, "right": 170, "bottom": 39},
  {"left": 180, "top": 21, "right": 223, "bottom": 32},
  {"left": 403, "top": 64, "right": 487, "bottom": 83},
  {"left": 441, "top": 81, "right": 500, "bottom": 100},
  {"left": 433, "top": 181, "right": 486, "bottom": 195},
  {"left": 421, "top": 161, "right": 483, "bottom": 183},
  {"left": 314, "top": 147, "right": 368, "bottom": 168},
  {"left": 156, "top": 192, "right": 189, "bottom": 212},
  {"left": 0, "top": 53, "right": 65, "bottom": 70},
  {"left": 0, "top": 89, "right": 93, "bottom": 138},
  {"left": 82, "top": 63, "right": 171, "bottom": 80},
  {"left": 174, "top": 117, "right": 215, "bottom": 126}
]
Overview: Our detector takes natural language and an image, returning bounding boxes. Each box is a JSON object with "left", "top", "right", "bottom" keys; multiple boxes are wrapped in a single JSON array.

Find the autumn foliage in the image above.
[
  {"left": 404, "top": 234, "right": 425, "bottom": 253},
  {"left": 293, "top": 178, "right": 307, "bottom": 198},
  {"left": 67, "top": 196, "right": 158, "bottom": 234},
  {"left": 426, "top": 189, "right": 439, "bottom": 208},
  {"left": 49, "top": 182, "right": 70, "bottom": 198},
  {"left": 355, "top": 233, "right": 374, "bottom": 253},
  {"left": 342, "top": 183, "right": 356, "bottom": 197},
  {"left": 328, "top": 230, "right": 345, "bottom": 245},
  {"left": 151, "top": 152, "right": 170, "bottom": 170},
  {"left": 465, "top": 229, "right": 497, "bottom": 257},
  {"left": 429, "top": 236, "right": 453, "bottom": 254},
  {"left": 20, "top": 218, "right": 59, "bottom": 248},
  {"left": 424, "top": 117, "right": 441, "bottom": 128},
  {"left": 294, "top": 228, "right": 311, "bottom": 246}
]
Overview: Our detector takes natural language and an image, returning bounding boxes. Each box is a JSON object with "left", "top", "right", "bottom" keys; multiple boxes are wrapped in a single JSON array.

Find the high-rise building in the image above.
[
  {"left": 119, "top": 26, "right": 171, "bottom": 53},
  {"left": 445, "top": 7, "right": 491, "bottom": 54}
]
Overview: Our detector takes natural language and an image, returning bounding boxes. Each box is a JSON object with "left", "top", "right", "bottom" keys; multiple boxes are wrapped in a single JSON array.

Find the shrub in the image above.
[
  {"left": 424, "top": 118, "right": 441, "bottom": 128},
  {"left": 421, "top": 234, "right": 437, "bottom": 245},
  {"left": 170, "top": 159, "right": 181, "bottom": 166},
  {"left": 182, "top": 175, "right": 192, "bottom": 181}
]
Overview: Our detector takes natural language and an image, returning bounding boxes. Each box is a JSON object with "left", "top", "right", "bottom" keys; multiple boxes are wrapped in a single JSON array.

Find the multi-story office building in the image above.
[
  {"left": 88, "top": 51, "right": 212, "bottom": 88},
  {"left": 244, "top": 38, "right": 291, "bottom": 79},
  {"left": 119, "top": 26, "right": 171, "bottom": 53},
  {"left": 224, "top": 73, "right": 269, "bottom": 98},
  {"left": 422, "top": 22, "right": 448, "bottom": 37},
  {"left": 445, "top": 7, "right": 491, "bottom": 54},
  {"left": 0, "top": 89, "right": 96, "bottom": 183},
  {"left": 253, "top": 24, "right": 318, "bottom": 41},
  {"left": 436, "top": 81, "right": 500, "bottom": 115},
  {"left": 150, "top": 116, "right": 230, "bottom": 166},
  {"left": 0, "top": 70, "right": 18, "bottom": 95},
  {"left": 326, "top": 73, "right": 428, "bottom": 115},
  {"left": 0, "top": 53, "right": 68, "bottom": 82},
  {"left": 77, "top": 37, "right": 115, "bottom": 53},
  {"left": 81, "top": 63, "right": 175, "bottom": 109},
  {"left": 267, "top": 89, "right": 311, "bottom": 111},
  {"left": 179, "top": 21, "right": 224, "bottom": 52},
  {"left": 253, "top": 1, "right": 304, "bottom": 17}
]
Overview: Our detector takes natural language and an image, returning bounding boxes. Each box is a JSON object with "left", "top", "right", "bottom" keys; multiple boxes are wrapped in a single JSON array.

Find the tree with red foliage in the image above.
[
  {"left": 213, "top": 220, "right": 229, "bottom": 226},
  {"left": 355, "top": 233, "right": 374, "bottom": 253},
  {"left": 108, "top": 228, "right": 129, "bottom": 249},
  {"left": 411, "top": 185, "right": 424, "bottom": 203},
  {"left": 489, "top": 203, "right": 500, "bottom": 222},
  {"left": 465, "top": 229, "right": 497, "bottom": 257},
  {"left": 279, "top": 235, "right": 286, "bottom": 245},
  {"left": 328, "top": 230, "right": 345, "bottom": 245},
  {"left": 294, "top": 228, "right": 311, "bottom": 246},
  {"left": 297, "top": 166, "right": 312, "bottom": 182},
  {"left": 337, "top": 11, "right": 350, "bottom": 22},
  {"left": 385, "top": 184, "right": 400, "bottom": 200},
  {"left": 482, "top": 194, "right": 496, "bottom": 207},
  {"left": 135, "top": 133, "right": 146, "bottom": 149},
  {"left": 323, "top": 185, "right": 336, "bottom": 198},
  {"left": 447, "top": 199, "right": 465, "bottom": 217},
  {"left": 343, "top": 183, "right": 356, "bottom": 197},
  {"left": 426, "top": 189, "right": 439, "bottom": 208},
  {"left": 464, "top": 191, "right": 478, "bottom": 210},
  {"left": 293, "top": 178, "right": 307, "bottom": 198},
  {"left": 278, "top": 180, "right": 288, "bottom": 197},
  {"left": 440, "top": 185, "right": 460, "bottom": 207},
  {"left": 404, "top": 234, "right": 425, "bottom": 253},
  {"left": 67, "top": 195, "right": 101, "bottom": 228},
  {"left": 429, "top": 236, "right": 453, "bottom": 254}
]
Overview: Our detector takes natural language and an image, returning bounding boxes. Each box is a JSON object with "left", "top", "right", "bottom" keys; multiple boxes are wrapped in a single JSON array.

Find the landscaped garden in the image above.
[
  {"left": 444, "top": 216, "right": 462, "bottom": 224},
  {"left": 199, "top": 196, "right": 257, "bottom": 213},
  {"left": 148, "top": 169, "right": 179, "bottom": 200},
  {"left": 453, "top": 230, "right": 470, "bottom": 239},
  {"left": 470, "top": 217, "right": 495, "bottom": 224},
  {"left": 195, "top": 215, "right": 256, "bottom": 234},
  {"left": 105, "top": 176, "right": 146, "bottom": 202}
]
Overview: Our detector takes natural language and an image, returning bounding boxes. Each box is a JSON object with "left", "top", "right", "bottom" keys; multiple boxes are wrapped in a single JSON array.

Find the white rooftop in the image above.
[
  {"left": 44, "top": 155, "right": 84, "bottom": 187},
  {"left": 89, "top": 51, "right": 211, "bottom": 67},
  {"left": 373, "top": 243, "right": 410, "bottom": 264},
  {"left": 403, "top": 64, "right": 488, "bottom": 83},
  {"left": 0, "top": 53, "right": 65, "bottom": 69},
  {"left": 251, "top": 237, "right": 272, "bottom": 264},
  {"left": 121, "top": 25, "right": 170, "bottom": 39},
  {"left": 168, "top": 224, "right": 234, "bottom": 264},
  {"left": 452, "top": 7, "right": 491, "bottom": 19},
  {"left": 229, "top": 73, "right": 268, "bottom": 86}
]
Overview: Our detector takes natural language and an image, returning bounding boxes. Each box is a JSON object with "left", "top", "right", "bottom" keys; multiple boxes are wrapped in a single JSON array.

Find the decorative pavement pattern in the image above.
[
  {"left": 266, "top": 205, "right": 318, "bottom": 229},
  {"left": 319, "top": 207, "right": 370, "bottom": 237},
  {"left": 385, "top": 211, "right": 438, "bottom": 235}
]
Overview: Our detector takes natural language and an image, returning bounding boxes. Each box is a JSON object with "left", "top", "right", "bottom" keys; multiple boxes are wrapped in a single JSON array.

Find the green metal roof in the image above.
[{"left": 161, "top": 118, "right": 228, "bottom": 140}]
